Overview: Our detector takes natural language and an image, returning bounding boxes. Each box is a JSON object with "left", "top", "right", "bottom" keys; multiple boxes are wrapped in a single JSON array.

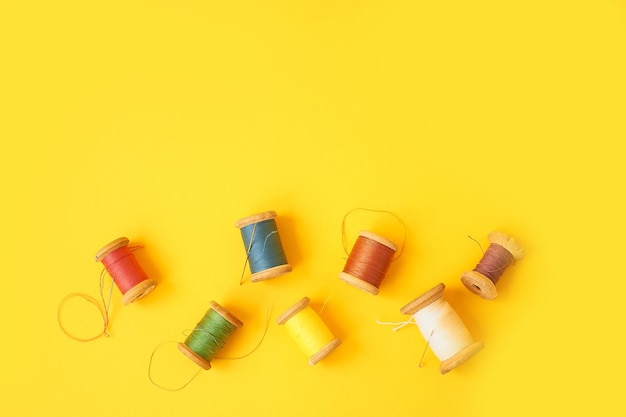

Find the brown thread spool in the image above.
[
  {"left": 339, "top": 231, "right": 398, "bottom": 295},
  {"left": 461, "top": 231, "right": 524, "bottom": 300},
  {"left": 94, "top": 237, "right": 157, "bottom": 305}
]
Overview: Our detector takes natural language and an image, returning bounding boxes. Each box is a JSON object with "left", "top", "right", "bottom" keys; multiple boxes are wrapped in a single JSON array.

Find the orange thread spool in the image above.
[
  {"left": 339, "top": 231, "right": 398, "bottom": 295},
  {"left": 95, "top": 237, "right": 157, "bottom": 305}
]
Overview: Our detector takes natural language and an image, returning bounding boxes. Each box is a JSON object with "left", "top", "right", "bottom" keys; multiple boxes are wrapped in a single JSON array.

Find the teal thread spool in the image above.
[
  {"left": 177, "top": 301, "right": 244, "bottom": 370},
  {"left": 235, "top": 211, "right": 292, "bottom": 282}
]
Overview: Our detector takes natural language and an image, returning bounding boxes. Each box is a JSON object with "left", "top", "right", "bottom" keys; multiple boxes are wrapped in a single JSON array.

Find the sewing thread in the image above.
[
  {"left": 461, "top": 231, "right": 524, "bottom": 300},
  {"left": 58, "top": 237, "right": 155, "bottom": 341},
  {"left": 178, "top": 301, "right": 244, "bottom": 370},
  {"left": 339, "top": 231, "right": 397, "bottom": 295},
  {"left": 235, "top": 211, "right": 292, "bottom": 283},
  {"left": 95, "top": 237, "right": 157, "bottom": 305},
  {"left": 276, "top": 297, "right": 341, "bottom": 365},
  {"left": 400, "top": 283, "right": 483, "bottom": 374}
]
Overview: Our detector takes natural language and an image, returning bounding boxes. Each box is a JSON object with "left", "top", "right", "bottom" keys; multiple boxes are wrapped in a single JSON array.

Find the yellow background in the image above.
[{"left": 1, "top": 1, "right": 625, "bottom": 415}]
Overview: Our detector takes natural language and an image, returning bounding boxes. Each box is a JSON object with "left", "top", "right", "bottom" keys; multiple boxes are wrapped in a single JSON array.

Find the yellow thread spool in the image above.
[{"left": 276, "top": 297, "right": 341, "bottom": 365}]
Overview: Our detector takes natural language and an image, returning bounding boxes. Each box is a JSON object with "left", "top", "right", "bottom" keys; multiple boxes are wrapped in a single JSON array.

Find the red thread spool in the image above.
[
  {"left": 94, "top": 237, "right": 157, "bottom": 305},
  {"left": 339, "top": 231, "right": 398, "bottom": 295}
]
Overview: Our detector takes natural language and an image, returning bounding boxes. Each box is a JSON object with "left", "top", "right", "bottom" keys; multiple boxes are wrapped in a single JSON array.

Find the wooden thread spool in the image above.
[
  {"left": 235, "top": 211, "right": 292, "bottom": 282},
  {"left": 461, "top": 231, "right": 524, "bottom": 300},
  {"left": 401, "top": 283, "right": 484, "bottom": 374},
  {"left": 339, "top": 231, "right": 398, "bottom": 295},
  {"left": 276, "top": 297, "right": 341, "bottom": 365},
  {"left": 94, "top": 237, "right": 157, "bottom": 305},
  {"left": 177, "top": 301, "right": 243, "bottom": 370}
]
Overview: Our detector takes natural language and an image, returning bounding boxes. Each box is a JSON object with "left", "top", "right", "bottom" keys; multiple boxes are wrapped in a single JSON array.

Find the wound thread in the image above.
[
  {"left": 235, "top": 211, "right": 292, "bottom": 283},
  {"left": 58, "top": 237, "right": 155, "bottom": 341},
  {"left": 178, "top": 301, "right": 243, "bottom": 370},
  {"left": 461, "top": 231, "right": 524, "bottom": 300},
  {"left": 401, "top": 283, "right": 484, "bottom": 374},
  {"left": 95, "top": 237, "right": 157, "bottom": 305},
  {"left": 339, "top": 231, "right": 397, "bottom": 295},
  {"left": 276, "top": 297, "right": 341, "bottom": 366},
  {"left": 474, "top": 243, "right": 515, "bottom": 284}
]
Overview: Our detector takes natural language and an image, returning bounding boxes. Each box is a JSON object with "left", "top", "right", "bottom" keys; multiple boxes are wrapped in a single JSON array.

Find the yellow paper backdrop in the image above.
[{"left": 1, "top": 1, "right": 625, "bottom": 416}]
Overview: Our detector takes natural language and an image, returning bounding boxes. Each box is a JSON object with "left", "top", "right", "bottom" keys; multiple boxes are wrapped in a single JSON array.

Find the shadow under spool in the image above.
[
  {"left": 235, "top": 210, "right": 292, "bottom": 282},
  {"left": 178, "top": 301, "right": 244, "bottom": 370},
  {"left": 339, "top": 231, "right": 397, "bottom": 295},
  {"left": 401, "top": 283, "right": 484, "bottom": 374},
  {"left": 276, "top": 297, "right": 341, "bottom": 366},
  {"left": 94, "top": 237, "right": 157, "bottom": 305},
  {"left": 461, "top": 231, "right": 524, "bottom": 300}
]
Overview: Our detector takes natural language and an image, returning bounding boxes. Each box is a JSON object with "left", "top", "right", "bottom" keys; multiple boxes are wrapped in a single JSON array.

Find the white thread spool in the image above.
[{"left": 400, "top": 283, "right": 484, "bottom": 374}]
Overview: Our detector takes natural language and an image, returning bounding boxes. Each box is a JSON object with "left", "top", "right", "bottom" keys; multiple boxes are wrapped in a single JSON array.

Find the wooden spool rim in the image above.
[
  {"left": 250, "top": 264, "right": 293, "bottom": 282},
  {"left": 235, "top": 211, "right": 277, "bottom": 229},
  {"left": 358, "top": 230, "right": 398, "bottom": 252},
  {"left": 338, "top": 272, "right": 379, "bottom": 295},
  {"left": 488, "top": 231, "right": 524, "bottom": 261},
  {"left": 121, "top": 279, "right": 157, "bottom": 305},
  {"left": 400, "top": 283, "right": 445, "bottom": 315},
  {"left": 276, "top": 297, "right": 310, "bottom": 325},
  {"left": 177, "top": 342, "right": 212, "bottom": 370},
  {"left": 209, "top": 300, "right": 244, "bottom": 328},
  {"left": 94, "top": 237, "right": 129, "bottom": 262},
  {"left": 309, "top": 338, "right": 342, "bottom": 366},
  {"left": 461, "top": 270, "right": 497, "bottom": 300},
  {"left": 439, "top": 341, "right": 484, "bottom": 374}
]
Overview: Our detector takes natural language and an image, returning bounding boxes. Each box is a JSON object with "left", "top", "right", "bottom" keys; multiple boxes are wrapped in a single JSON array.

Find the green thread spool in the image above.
[
  {"left": 235, "top": 211, "right": 292, "bottom": 282},
  {"left": 178, "top": 301, "right": 243, "bottom": 370}
]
